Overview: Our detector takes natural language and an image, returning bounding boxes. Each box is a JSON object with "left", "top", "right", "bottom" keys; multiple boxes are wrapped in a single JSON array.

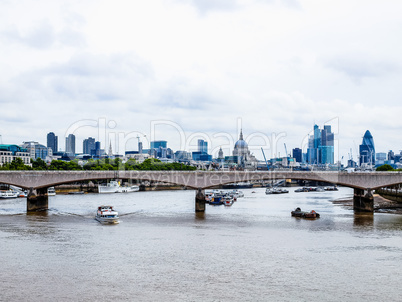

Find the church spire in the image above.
[
  {"left": 239, "top": 129, "right": 243, "bottom": 140},
  {"left": 108, "top": 141, "right": 113, "bottom": 156}
]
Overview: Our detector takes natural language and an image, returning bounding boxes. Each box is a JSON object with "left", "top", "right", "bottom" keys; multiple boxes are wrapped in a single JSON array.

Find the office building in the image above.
[
  {"left": 0, "top": 144, "right": 31, "bottom": 166},
  {"left": 359, "top": 130, "right": 375, "bottom": 166},
  {"left": 47, "top": 132, "right": 58, "bottom": 153},
  {"left": 150, "top": 141, "right": 167, "bottom": 149},
  {"left": 292, "top": 148, "right": 302, "bottom": 163},
  {"left": 198, "top": 139, "right": 208, "bottom": 153},
  {"left": 21, "top": 141, "right": 52, "bottom": 160},
  {"left": 83, "top": 137, "right": 96, "bottom": 155},
  {"left": 65, "top": 134, "right": 76, "bottom": 155},
  {"left": 306, "top": 124, "right": 334, "bottom": 165}
]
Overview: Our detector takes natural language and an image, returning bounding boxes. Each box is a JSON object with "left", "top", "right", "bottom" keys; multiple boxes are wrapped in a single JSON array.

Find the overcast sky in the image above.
[{"left": 1, "top": 0, "right": 401, "bottom": 163}]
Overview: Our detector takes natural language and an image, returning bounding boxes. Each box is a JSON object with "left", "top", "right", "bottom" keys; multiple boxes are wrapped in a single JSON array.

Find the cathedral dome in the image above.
[
  {"left": 234, "top": 129, "right": 248, "bottom": 149},
  {"left": 235, "top": 139, "right": 248, "bottom": 149}
]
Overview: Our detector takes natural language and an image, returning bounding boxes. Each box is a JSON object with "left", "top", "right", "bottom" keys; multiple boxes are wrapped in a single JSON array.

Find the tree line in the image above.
[
  {"left": 376, "top": 164, "right": 402, "bottom": 171},
  {"left": 0, "top": 157, "right": 196, "bottom": 171}
]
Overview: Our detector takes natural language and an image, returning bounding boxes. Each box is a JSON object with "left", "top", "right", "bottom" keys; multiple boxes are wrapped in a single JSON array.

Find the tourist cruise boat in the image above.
[
  {"left": 95, "top": 206, "right": 120, "bottom": 224},
  {"left": 0, "top": 190, "right": 19, "bottom": 199},
  {"left": 98, "top": 180, "right": 140, "bottom": 194}
]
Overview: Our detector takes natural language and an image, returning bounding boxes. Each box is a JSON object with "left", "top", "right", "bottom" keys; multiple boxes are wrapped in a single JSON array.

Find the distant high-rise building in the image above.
[
  {"left": 387, "top": 150, "right": 395, "bottom": 161},
  {"left": 306, "top": 124, "right": 334, "bottom": 165},
  {"left": 150, "top": 141, "right": 167, "bottom": 149},
  {"left": 198, "top": 139, "right": 208, "bottom": 153},
  {"left": 21, "top": 141, "right": 51, "bottom": 160},
  {"left": 65, "top": 134, "right": 76, "bottom": 155},
  {"left": 95, "top": 141, "right": 101, "bottom": 157},
  {"left": 83, "top": 137, "right": 95, "bottom": 155},
  {"left": 174, "top": 150, "right": 191, "bottom": 161},
  {"left": 376, "top": 152, "right": 387, "bottom": 166},
  {"left": 138, "top": 141, "right": 143, "bottom": 154},
  {"left": 47, "top": 132, "right": 58, "bottom": 153},
  {"left": 292, "top": 148, "right": 302, "bottom": 163},
  {"left": 359, "top": 130, "right": 375, "bottom": 166}
]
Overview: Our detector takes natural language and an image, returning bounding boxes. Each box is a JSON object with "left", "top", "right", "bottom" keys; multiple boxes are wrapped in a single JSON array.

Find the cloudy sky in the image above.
[{"left": 1, "top": 0, "right": 401, "bottom": 163}]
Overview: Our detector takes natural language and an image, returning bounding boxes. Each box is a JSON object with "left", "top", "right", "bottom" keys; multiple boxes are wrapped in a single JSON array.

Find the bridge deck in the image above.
[{"left": 1, "top": 170, "right": 402, "bottom": 190}]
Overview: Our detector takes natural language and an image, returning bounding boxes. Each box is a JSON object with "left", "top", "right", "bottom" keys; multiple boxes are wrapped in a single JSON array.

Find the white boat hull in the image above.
[
  {"left": 95, "top": 205, "right": 120, "bottom": 224},
  {"left": 0, "top": 191, "right": 19, "bottom": 199},
  {"left": 95, "top": 216, "right": 120, "bottom": 224}
]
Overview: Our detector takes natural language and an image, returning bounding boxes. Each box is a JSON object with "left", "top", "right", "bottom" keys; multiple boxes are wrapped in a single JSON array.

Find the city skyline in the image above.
[
  {"left": 1, "top": 1, "right": 402, "bottom": 161},
  {"left": 1, "top": 123, "right": 400, "bottom": 164}
]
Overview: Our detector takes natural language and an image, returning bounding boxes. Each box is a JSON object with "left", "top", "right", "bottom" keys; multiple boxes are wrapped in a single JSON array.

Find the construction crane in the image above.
[{"left": 261, "top": 148, "right": 270, "bottom": 170}]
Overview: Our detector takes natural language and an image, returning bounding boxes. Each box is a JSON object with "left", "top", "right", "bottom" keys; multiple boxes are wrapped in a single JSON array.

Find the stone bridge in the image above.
[{"left": 1, "top": 170, "right": 402, "bottom": 212}]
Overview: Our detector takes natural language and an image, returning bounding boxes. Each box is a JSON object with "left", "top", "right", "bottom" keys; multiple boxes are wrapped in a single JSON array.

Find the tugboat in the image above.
[
  {"left": 95, "top": 206, "right": 120, "bottom": 224},
  {"left": 291, "top": 207, "right": 320, "bottom": 219}
]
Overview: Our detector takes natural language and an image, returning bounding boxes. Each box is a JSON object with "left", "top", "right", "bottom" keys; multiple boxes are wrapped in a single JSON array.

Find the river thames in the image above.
[{"left": 1, "top": 187, "right": 402, "bottom": 301}]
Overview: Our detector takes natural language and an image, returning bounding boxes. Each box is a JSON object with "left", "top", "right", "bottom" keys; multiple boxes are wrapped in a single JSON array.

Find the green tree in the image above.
[
  {"left": 9, "top": 158, "right": 30, "bottom": 170},
  {"left": 32, "top": 158, "right": 48, "bottom": 170},
  {"left": 376, "top": 164, "right": 395, "bottom": 171}
]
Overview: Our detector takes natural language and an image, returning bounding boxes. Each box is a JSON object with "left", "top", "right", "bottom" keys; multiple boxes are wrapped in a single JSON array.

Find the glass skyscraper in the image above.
[
  {"left": 47, "top": 132, "right": 58, "bottom": 153},
  {"left": 83, "top": 137, "right": 96, "bottom": 155},
  {"left": 307, "top": 124, "right": 334, "bottom": 165},
  {"left": 150, "top": 141, "right": 167, "bottom": 149},
  {"left": 197, "top": 139, "right": 208, "bottom": 153},
  {"left": 359, "top": 130, "right": 375, "bottom": 166}
]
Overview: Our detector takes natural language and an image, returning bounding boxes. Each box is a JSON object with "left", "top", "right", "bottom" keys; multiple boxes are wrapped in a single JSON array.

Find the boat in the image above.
[
  {"left": 95, "top": 206, "right": 120, "bottom": 224},
  {"left": 222, "top": 182, "right": 253, "bottom": 189},
  {"left": 209, "top": 196, "right": 223, "bottom": 205},
  {"left": 47, "top": 187, "right": 56, "bottom": 196},
  {"left": 0, "top": 190, "right": 19, "bottom": 199},
  {"left": 294, "top": 187, "right": 324, "bottom": 192},
  {"left": 68, "top": 191, "right": 85, "bottom": 195},
  {"left": 227, "top": 190, "right": 244, "bottom": 198},
  {"left": 266, "top": 187, "right": 289, "bottom": 194},
  {"left": 303, "top": 210, "right": 320, "bottom": 218},
  {"left": 222, "top": 196, "right": 234, "bottom": 206},
  {"left": 16, "top": 190, "right": 27, "bottom": 197},
  {"left": 291, "top": 207, "right": 320, "bottom": 218},
  {"left": 98, "top": 180, "right": 140, "bottom": 194},
  {"left": 295, "top": 187, "right": 309, "bottom": 193}
]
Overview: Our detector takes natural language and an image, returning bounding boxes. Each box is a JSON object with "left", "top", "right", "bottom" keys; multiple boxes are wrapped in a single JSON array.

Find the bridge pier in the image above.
[
  {"left": 195, "top": 188, "right": 206, "bottom": 213},
  {"left": 353, "top": 188, "right": 374, "bottom": 212},
  {"left": 27, "top": 187, "right": 48, "bottom": 212}
]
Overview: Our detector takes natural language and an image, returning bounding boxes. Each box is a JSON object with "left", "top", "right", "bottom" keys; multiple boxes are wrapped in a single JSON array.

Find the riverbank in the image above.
[{"left": 332, "top": 194, "right": 402, "bottom": 214}]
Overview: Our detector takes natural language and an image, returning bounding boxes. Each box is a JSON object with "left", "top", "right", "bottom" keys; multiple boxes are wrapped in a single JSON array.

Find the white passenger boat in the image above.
[
  {"left": 98, "top": 180, "right": 140, "bottom": 194},
  {"left": 47, "top": 187, "right": 56, "bottom": 196},
  {"left": 0, "top": 190, "right": 19, "bottom": 199},
  {"left": 95, "top": 206, "right": 120, "bottom": 224}
]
